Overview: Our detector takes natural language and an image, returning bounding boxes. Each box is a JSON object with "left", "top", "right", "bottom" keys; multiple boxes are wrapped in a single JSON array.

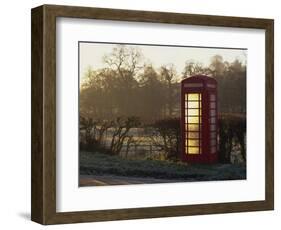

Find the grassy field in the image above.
[{"left": 80, "top": 151, "right": 246, "bottom": 183}]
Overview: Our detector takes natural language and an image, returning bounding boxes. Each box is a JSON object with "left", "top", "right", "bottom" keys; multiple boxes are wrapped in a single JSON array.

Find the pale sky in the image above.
[{"left": 79, "top": 42, "right": 247, "bottom": 82}]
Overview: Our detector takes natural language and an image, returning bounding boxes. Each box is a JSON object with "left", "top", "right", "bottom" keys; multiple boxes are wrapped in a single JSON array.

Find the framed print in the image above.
[{"left": 31, "top": 4, "right": 274, "bottom": 225}]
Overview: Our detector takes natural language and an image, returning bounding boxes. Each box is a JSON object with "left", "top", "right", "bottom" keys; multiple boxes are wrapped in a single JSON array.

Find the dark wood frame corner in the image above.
[{"left": 31, "top": 4, "right": 274, "bottom": 225}]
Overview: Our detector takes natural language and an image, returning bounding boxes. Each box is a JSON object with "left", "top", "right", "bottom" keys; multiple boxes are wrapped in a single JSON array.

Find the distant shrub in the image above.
[
  {"left": 218, "top": 113, "right": 246, "bottom": 163},
  {"left": 147, "top": 118, "right": 181, "bottom": 161},
  {"left": 79, "top": 116, "right": 112, "bottom": 152}
]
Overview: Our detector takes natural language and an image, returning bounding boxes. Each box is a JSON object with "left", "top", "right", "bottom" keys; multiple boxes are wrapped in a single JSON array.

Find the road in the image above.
[{"left": 79, "top": 175, "right": 181, "bottom": 186}]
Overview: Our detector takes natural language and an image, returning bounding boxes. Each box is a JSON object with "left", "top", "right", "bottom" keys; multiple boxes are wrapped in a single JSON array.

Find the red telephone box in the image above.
[{"left": 181, "top": 75, "right": 218, "bottom": 164}]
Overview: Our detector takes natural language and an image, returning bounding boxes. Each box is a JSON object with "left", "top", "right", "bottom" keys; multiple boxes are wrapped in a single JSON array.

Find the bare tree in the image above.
[
  {"left": 182, "top": 61, "right": 207, "bottom": 78},
  {"left": 102, "top": 45, "right": 144, "bottom": 117},
  {"left": 209, "top": 55, "right": 225, "bottom": 77},
  {"left": 103, "top": 45, "right": 143, "bottom": 79},
  {"left": 110, "top": 116, "right": 141, "bottom": 155},
  {"left": 138, "top": 64, "right": 165, "bottom": 122},
  {"left": 124, "top": 135, "right": 140, "bottom": 158},
  {"left": 160, "top": 64, "right": 177, "bottom": 117}
]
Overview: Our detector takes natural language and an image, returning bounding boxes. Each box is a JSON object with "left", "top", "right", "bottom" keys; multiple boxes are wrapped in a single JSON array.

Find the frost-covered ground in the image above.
[{"left": 79, "top": 152, "right": 246, "bottom": 186}]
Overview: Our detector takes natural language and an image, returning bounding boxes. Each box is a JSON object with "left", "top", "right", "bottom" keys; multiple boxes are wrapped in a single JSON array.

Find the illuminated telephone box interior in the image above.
[{"left": 181, "top": 75, "right": 218, "bottom": 164}]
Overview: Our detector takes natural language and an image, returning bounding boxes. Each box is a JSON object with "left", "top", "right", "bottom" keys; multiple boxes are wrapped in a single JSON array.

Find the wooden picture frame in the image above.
[{"left": 31, "top": 4, "right": 274, "bottom": 225}]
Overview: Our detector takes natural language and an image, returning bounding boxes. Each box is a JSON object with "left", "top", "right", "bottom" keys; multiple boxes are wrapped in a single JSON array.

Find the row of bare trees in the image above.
[
  {"left": 80, "top": 116, "right": 141, "bottom": 156},
  {"left": 80, "top": 114, "right": 246, "bottom": 163},
  {"left": 80, "top": 115, "right": 181, "bottom": 161},
  {"left": 80, "top": 46, "right": 246, "bottom": 123}
]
